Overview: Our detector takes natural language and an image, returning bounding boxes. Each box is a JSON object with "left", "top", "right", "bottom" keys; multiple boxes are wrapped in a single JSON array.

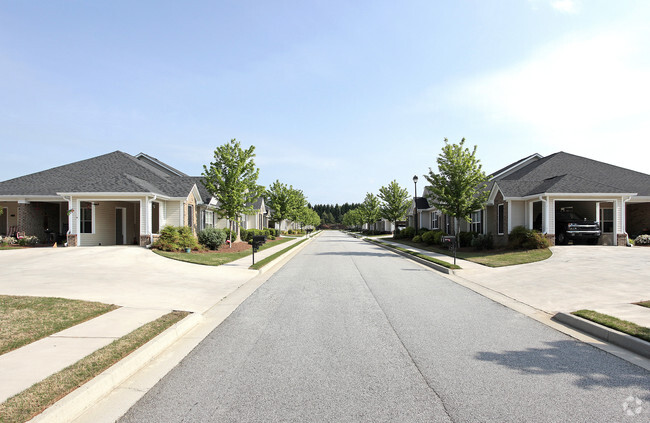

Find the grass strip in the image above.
[
  {"left": 572, "top": 309, "right": 650, "bottom": 343},
  {"left": 634, "top": 301, "right": 650, "bottom": 309},
  {"left": 384, "top": 238, "right": 551, "bottom": 267},
  {"left": 155, "top": 237, "right": 292, "bottom": 266},
  {"left": 371, "top": 240, "right": 461, "bottom": 269},
  {"left": 0, "top": 296, "right": 118, "bottom": 356},
  {"left": 250, "top": 238, "right": 309, "bottom": 270},
  {"left": 0, "top": 310, "right": 189, "bottom": 423}
]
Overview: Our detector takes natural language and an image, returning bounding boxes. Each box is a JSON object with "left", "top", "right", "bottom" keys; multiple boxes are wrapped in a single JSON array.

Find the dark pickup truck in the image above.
[{"left": 555, "top": 211, "right": 601, "bottom": 245}]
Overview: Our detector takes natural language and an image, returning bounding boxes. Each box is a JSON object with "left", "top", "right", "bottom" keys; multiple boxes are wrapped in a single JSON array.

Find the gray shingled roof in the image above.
[
  {"left": 493, "top": 152, "right": 650, "bottom": 197},
  {"left": 0, "top": 151, "right": 204, "bottom": 199}
]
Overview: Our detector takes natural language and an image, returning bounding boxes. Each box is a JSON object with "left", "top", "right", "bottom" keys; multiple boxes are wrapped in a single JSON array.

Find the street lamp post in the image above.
[{"left": 413, "top": 175, "right": 418, "bottom": 231}]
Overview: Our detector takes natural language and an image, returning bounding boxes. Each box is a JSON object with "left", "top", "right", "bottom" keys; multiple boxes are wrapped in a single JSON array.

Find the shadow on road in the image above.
[{"left": 475, "top": 340, "right": 650, "bottom": 399}]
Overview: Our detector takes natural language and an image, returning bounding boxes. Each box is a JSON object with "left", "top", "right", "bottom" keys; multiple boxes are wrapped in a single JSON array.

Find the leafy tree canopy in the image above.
[
  {"left": 378, "top": 180, "right": 410, "bottom": 231},
  {"left": 424, "top": 138, "right": 489, "bottom": 224}
]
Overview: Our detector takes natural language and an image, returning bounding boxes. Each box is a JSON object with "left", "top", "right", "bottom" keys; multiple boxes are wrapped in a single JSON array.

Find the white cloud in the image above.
[
  {"left": 550, "top": 0, "right": 579, "bottom": 14},
  {"left": 442, "top": 26, "right": 650, "bottom": 172}
]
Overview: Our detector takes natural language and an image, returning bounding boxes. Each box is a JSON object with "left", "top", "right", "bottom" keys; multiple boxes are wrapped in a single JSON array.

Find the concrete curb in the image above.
[
  {"left": 552, "top": 312, "right": 650, "bottom": 359},
  {"left": 258, "top": 231, "right": 321, "bottom": 275},
  {"left": 364, "top": 238, "right": 455, "bottom": 275},
  {"left": 29, "top": 313, "right": 203, "bottom": 423},
  {"left": 29, "top": 233, "right": 319, "bottom": 422}
]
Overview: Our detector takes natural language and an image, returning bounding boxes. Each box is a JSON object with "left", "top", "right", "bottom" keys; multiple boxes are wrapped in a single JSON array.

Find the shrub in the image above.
[
  {"left": 17, "top": 236, "right": 39, "bottom": 246},
  {"left": 1, "top": 236, "right": 17, "bottom": 245},
  {"left": 178, "top": 226, "right": 200, "bottom": 250},
  {"left": 400, "top": 226, "right": 416, "bottom": 240},
  {"left": 417, "top": 228, "right": 430, "bottom": 236},
  {"left": 508, "top": 226, "right": 548, "bottom": 250},
  {"left": 634, "top": 234, "right": 650, "bottom": 245},
  {"left": 412, "top": 235, "right": 423, "bottom": 243},
  {"left": 154, "top": 226, "right": 181, "bottom": 251},
  {"left": 471, "top": 233, "right": 494, "bottom": 250},
  {"left": 421, "top": 231, "right": 436, "bottom": 245},
  {"left": 198, "top": 227, "right": 227, "bottom": 250},
  {"left": 458, "top": 231, "right": 478, "bottom": 248}
]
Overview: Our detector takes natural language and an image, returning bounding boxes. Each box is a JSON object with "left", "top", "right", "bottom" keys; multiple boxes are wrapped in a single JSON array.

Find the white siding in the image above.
[
  {"left": 510, "top": 201, "right": 526, "bottom": 230},
  {"left": 166, "top": 202, "right": 182, "bottom": 227}
]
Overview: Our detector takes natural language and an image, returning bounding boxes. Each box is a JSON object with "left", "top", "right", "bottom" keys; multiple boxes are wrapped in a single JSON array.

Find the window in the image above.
[
  {"left": 432, "top": 212, "right": 440, "bottom": 230},
  {"left": 152, "top": 202, "right": 160, "bottom": 233},
  {"left": 187, "top": 205, "right": 194, "bottom": 229},
  {"left": 497, "top": 204, "right": 504, "bottom": 235},
  {"left": 601, "top": 208, "right": 613, "bottom": 233},
  {"left": 205, "top": 210, "right": 214, "bottom": 228},
  {"left": 470, "top": 211, "right": 482, "bottom": 233},
  {"left": 80, "top": 202, "right": 93, "bottom": 233}
]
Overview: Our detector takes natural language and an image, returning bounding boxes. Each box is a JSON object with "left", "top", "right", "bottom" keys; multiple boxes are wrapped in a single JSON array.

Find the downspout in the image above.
[{"left": 149, "top": 195, "right": 157, "bottom": 245}]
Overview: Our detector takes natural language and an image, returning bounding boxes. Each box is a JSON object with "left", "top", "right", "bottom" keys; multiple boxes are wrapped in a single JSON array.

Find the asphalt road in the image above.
[{"left": 120, "top": 231, "right": 650, "bottom": 422}]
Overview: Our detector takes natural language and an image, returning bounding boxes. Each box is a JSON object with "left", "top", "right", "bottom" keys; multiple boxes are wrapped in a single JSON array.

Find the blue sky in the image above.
[{"left": 2, "top": 1, "right": 649, "bottom": 204}]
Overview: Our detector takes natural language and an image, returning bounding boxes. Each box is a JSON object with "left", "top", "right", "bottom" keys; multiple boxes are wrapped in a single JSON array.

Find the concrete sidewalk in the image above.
[
  {"left": 372, "top": 237, "right": 650, "bottom": 329},
  {"left": 0, "top": 235, "right": 311, "bottom": 406}
]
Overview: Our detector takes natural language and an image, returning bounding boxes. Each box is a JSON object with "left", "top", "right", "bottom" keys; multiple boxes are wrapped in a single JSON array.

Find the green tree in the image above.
[
  {"left": 202, "top": 139, "right": 264, "bottom": 246},
  {"left": 265, "top": 181, "right": 305, "bottom": 233},
  {"left": 342, "top": 208, "right": 363, "bottom": 231},
  {"left": 360, "top": 193, "right": 381, "bottom": 232},
  {"left": 424, "top": 138, "right": 489, "bottom": 246},
  {"left": 378, "top": 180, "right": 410, "bottom": 238}
]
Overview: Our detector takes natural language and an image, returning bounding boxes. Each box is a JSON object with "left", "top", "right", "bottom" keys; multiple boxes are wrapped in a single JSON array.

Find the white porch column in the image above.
[
  {"left": 543, "top": 197, "right": 551, "bottom": 234},
  {"left": 507, "top": 201, "right": 512, "bottom": 233},
  {"left": 613, "top": 198, "right": 618, "bottom": 244},
  {"left": 527, "top": 201, "right": 533, "bottom": 230},
  {"left": 595, "top": 202, "right": 600, "bottom": 225}
]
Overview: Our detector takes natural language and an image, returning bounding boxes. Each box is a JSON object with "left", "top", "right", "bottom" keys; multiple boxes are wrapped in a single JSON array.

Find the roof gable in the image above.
[
  {"left": 493, "top": 152, "right": 650, "bottom": 197},
  {"left": 0, "top": 151, "right": 198, "bottom": 199}
]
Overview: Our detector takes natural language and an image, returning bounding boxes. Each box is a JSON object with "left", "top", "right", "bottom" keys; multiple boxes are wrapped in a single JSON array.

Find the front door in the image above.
[
  {"left": 115, "top": 208, "right": 125, "bottom": 245},
  {"left": 0, "top": 208, "right": 7, "bottom": 235}
]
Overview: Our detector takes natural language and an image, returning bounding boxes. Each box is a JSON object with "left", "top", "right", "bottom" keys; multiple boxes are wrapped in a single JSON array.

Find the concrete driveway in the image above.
[
  {"left": 0, "top": 246, "right": 257, "bottom": 313},
  {"left": 456, "top": 245, "right": 650, "bottom": 325}
]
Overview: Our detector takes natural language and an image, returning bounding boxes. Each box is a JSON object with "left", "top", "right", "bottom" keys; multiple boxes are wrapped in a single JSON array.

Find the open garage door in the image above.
[{"left": 554, "top": 201, "right": 603, "bottom": 245}]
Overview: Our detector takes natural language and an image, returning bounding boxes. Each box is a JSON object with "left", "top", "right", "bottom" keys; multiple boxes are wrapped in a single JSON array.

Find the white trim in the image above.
[
  {"left": 490, "top": 153, "right": 543, "bottom": 180},
  {"left": 516, "top": 192, "right": 638, "bottom": 201},
  {"left": 497, "top": 204, "right": 505, "bottom": 235}
]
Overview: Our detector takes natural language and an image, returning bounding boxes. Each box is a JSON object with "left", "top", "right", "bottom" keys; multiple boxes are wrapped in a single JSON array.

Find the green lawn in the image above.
[
  {"left": 0, "top": 245, "right": 21, "bottom": 250},
  {"left": 0, "top": 295, "right": 118, "bottom": 356},
  {"left": 383, "top": 238, "right": 552, "bottom": 267},
  {"left": 0, "top": 310, "right": 188, "bottom": 423},
  {"left": 572, "top": 309, "right": 650, "bottom": 343},
  {"left": 250, "top": 238, "right": 309, "bottom": 270},
  {"left": 154, "top": 237, "right": 292, "bottom": 266}
]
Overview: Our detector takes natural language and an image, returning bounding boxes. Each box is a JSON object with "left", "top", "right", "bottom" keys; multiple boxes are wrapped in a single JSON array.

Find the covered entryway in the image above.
[{"left": 74, "top": 201, "right": 141, "bottom": 247}]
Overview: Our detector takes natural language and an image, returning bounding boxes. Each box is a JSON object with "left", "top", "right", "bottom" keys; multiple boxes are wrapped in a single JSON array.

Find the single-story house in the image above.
[
  {"left": 0, "top": 151, "right": 264, "bottom": 246},
  {"left": 407, "top": 187, "right": 458, "bottom": 235},
  {"left": 484, "top": 151, "right": 650, "bottom": 246},
  {"left": 406, "top": 152, "right": 650, "bottom": 246}
]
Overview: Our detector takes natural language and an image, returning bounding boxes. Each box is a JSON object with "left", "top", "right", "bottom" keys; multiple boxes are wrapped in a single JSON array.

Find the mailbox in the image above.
[{"left": 252, "top": 235, "right": 266, "bottom": 252}]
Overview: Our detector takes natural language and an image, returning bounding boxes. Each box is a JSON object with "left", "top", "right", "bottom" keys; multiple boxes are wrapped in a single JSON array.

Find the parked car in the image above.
[{"left": 555, "top": 211, "right": 601, "bottom": 245}]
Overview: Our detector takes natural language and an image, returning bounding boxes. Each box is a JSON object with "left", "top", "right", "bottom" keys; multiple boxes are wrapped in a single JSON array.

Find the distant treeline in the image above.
[{"left": 311, "top": 203, "right": 362, "bottom": 224}]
